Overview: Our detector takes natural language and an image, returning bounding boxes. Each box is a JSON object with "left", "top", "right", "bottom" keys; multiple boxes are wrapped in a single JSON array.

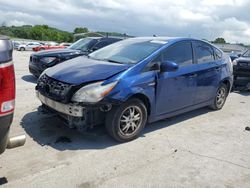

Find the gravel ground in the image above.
[{"left": 0, "top": 50, "right": 250, "bottom": 188}]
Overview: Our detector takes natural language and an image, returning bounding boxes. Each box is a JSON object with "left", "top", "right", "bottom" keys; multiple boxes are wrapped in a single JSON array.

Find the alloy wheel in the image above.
[
  {"left": 216, "top": 87, "right": 226, "bottom": 108},
  {"left": 118, "top": 106, "right": 143, "bottom": 136}
]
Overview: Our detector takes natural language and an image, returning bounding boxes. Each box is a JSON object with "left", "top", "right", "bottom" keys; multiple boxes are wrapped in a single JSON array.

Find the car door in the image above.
[
  {"left": 155, "top": 41, "right": 197, "bottom": 115},
  {"left": 26, "top": 43, "right": 33, "bottom": 50},
  {"left": 192, "top": 41, "right": 221, "bottom": 104}
]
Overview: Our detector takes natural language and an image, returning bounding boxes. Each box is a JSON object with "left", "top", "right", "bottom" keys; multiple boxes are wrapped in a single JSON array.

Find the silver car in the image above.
[{"left": 17, "top": 42, "right": 41, "bottom": 51}]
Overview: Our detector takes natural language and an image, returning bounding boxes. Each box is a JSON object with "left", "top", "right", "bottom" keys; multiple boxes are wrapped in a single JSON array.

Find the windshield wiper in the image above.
[{"left": 104, "top": 59, "right": 123, "bottom": 64}]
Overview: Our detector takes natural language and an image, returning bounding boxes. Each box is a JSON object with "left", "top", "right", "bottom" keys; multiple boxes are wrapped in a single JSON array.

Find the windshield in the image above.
[
  {"left": 242, "top": 49, "right": 250, "bottom": 57},
  {"left": 69, "top": 38, "right": 93, "bottom": 51},
  {"left": 89, "top": 39, "right": 165, "bottom": 64}
]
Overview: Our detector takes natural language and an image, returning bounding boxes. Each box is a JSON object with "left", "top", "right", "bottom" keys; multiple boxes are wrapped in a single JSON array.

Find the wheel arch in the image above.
[
  {"left": 127, "top": 93, "right": 151, "bottom": 116},
  {"left": 220, "top": 78, "right": 232, "bottom": 93}
]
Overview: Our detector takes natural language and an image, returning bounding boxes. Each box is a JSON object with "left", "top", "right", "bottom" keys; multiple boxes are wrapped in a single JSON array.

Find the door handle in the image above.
[{"left": 187, "top": 73, "right": 197, "bottom": 78}]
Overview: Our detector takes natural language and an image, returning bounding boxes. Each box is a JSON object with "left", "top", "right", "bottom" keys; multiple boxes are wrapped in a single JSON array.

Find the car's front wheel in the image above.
[
  {"left": 105, "top": 98, "right": 147, "bottom": 142},
  {"left": 20, "top": 47, "right": 25, "bottom": 51},
  {"left": 209, "top": 83, "right": 229, "bottom": 110}
]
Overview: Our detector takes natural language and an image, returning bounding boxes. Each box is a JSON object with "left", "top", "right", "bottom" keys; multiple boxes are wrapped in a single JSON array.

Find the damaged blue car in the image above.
[{"left": 36, "top": 37, "right": 233, "bottom": 142}]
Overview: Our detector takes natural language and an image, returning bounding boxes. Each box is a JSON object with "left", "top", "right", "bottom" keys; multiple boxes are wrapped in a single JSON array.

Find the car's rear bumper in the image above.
[{"left": 0, "top": 113, "right": 13, "bottom": 154}]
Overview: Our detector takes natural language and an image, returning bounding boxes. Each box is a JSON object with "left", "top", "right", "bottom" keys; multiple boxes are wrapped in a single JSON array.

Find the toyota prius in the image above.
[{"left": 36, "top": 37, "right": 233, "bottom": 142}]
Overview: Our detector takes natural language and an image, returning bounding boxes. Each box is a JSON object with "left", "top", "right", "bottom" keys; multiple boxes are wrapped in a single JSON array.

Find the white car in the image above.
[{"left": 17, "top": 42, "right": 41, "bottom": 51}]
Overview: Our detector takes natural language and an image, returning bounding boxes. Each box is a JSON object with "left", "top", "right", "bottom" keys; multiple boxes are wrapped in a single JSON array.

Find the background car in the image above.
[
  {"left": 29, "top": 37, "right": 122, "bottom": 77},
  {"left": 12, "top": 41, "right": 21, "bottom": 50},
  {"left": 17, "top": 42, "right": 41, "bottom": 51},
  {"left": 36, "top": 37, "right": 233, "bottom": 142},
  {"left": 224, "top": 52, "right": 241, "bottom": 62},
  {"left": 232, "top": 49, "right": 250, "bottom": 90},
  {"left": 59, "top": 42, "right": 72, "bottom": 47},
  {"left": 0, "top": 36, "right": 25, "bottom": 154},
  {"left": 32, "top": 42, "right": 67, "bottom": 51}
]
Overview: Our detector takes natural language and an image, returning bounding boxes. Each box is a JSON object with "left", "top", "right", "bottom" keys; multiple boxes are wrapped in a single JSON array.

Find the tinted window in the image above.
[
  {"left": 92, "top": 41, "right": 108, "bottom": 49},
  {"left": 194, "top": 42, "right": 214, "bottom": 64},
  {"left": 162, "top": 42, "right": 193, "bottom": 67}
]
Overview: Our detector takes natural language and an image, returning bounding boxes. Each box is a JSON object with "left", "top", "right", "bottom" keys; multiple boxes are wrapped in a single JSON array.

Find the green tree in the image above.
[
  {"left": 213, "top": 37, "right": 226, "bottom": 44},
  {"left": 0, "top": 25, "right": 74, "bottom": 42},
  {"left": 74, "top": 27, "right": 89, "bottom": 34}
]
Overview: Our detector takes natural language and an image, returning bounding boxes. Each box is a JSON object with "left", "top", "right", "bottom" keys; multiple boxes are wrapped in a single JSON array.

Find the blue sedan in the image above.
[{"left": 36, "top": 37, "right": 233, "bottom": 142}]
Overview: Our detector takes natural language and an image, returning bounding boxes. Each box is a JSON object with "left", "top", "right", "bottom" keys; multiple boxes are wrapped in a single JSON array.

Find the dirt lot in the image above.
[{"left": 0, "top": 50, "right": 250, "bottom": 188}]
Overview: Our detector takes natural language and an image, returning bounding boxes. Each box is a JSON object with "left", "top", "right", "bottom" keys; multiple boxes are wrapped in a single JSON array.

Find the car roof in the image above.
[
  {"left": 0, "top": 35, "right": 9, "bottom": 40},
  {"left": 125, "top": 37, "right": 221, "bottom": 51},
  {"left": 85, "top": 37, "right": 102, "bottom": 39},
  {"left": 99, "top": 37, "right": 122, "bottom": 41},
  {"left": 126, "top": 37, "right": 197, "bottom": 43}
]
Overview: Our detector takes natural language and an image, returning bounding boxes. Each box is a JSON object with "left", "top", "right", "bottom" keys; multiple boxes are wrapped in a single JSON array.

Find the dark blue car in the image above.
[{"left": 36, "top": 37, "right": 233, "bottom": 142}]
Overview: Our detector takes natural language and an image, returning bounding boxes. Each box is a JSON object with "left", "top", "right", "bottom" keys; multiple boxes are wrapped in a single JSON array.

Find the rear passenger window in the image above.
[
  {"left": 194, "top": 42, "right": 214, "bottom": 64},
  {"left": 162, "top": 42, "right": 193, "bottom": 67}
]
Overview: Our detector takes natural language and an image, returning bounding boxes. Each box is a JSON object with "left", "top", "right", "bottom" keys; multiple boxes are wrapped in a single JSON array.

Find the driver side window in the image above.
[
  {"left": 162, "top": 42, "right": 193, "bottom": 67},
  {"left": 143, "top": 41, "right": 193, "bottom": 72}
]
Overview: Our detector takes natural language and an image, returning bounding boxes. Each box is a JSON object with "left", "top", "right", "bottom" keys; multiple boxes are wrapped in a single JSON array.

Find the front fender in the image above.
[{"left": 107, "top": 72, "right": 157, "bottom": 116}]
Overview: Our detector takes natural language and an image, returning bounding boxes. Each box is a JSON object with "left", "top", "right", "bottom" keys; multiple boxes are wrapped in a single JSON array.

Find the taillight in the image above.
[{"left": 0, "top": 62, "right": 15, "bottom": 115}]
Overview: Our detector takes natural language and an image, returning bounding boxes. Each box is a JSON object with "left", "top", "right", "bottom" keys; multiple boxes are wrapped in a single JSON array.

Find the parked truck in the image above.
[{"left": 0, "top": 36, "right": 26, "bottom": 154}]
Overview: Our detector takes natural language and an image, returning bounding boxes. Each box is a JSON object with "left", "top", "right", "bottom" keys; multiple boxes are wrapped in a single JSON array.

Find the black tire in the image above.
[
  {"left": 20, "top": 47, "right": 25, "bottom": 51},
  {"left": 105, "top": 98, "right": 147, "bottom": 142},
  {"left": 209, "top": 83, "right": 229, "bottom": 110}
]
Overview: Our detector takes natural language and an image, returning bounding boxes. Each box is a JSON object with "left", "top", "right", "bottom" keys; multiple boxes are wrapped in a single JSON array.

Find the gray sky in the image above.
[{"left": 1, "top": 0, "right": 250, "bottom": 44}]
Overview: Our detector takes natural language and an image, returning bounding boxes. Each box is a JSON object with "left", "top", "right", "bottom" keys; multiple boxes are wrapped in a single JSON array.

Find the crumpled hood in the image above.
[
  {"left": 33, "top": 49, "right": 80, "bottom": 57},
  {"left": 45, "top": 56, "right": 131, "bottom": 85}
]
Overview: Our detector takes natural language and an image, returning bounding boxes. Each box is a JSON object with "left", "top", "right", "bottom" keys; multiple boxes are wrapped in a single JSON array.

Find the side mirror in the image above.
[{"left": 160, "top": 61, "right": 179, "bottom": 72}]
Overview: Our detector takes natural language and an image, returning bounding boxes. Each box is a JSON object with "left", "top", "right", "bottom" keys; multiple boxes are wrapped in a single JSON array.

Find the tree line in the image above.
[
  {"left": 0, "top": 25, "right": 74, "bottom": 42},
  {"left": 0, "top": 24, "right": 129, "bottom": 43}
]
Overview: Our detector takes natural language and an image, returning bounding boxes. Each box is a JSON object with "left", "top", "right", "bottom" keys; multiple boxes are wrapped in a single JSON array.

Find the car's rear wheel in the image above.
[
  {"left": 20, "top": 47, "right": 25, "bottom": 51},
  {"left": 105, "top": 98, "right": 147, "bottom": 142},
  {"left": 209, "top": 83, "right": 229, "bottom": 110}
]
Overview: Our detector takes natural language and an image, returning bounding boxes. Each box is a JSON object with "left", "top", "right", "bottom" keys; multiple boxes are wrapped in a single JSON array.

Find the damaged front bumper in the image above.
[
  {"left": 36, "top": 91, "right": 84, "bottom": 117},
  {"left": 36, "top": 91, "right": 113, "bottom": 131}
]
